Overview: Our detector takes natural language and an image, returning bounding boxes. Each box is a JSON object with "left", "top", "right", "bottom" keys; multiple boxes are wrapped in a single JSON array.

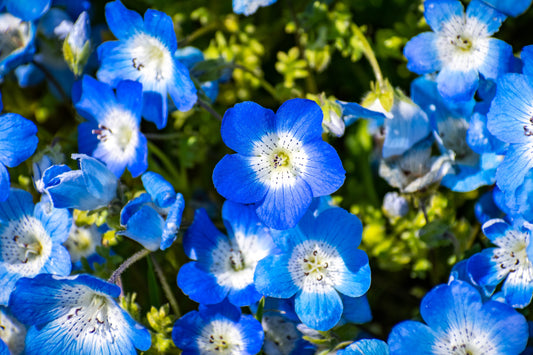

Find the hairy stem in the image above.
[{"left": 108, "top": 248, "right": 151, "bottom": 285}]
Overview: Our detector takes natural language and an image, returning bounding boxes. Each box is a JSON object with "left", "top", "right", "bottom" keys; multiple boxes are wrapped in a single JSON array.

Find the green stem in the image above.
[
  {"left": 108, "top": 248, "right": 151, "bottom": 284},
  {"left": 144, "top": 132, "right": 183, "bottom": 141},
  {"left": 352, "top": 24, "right": 384, "bottom": 87},
  {"left": 197, "top": 99, "right": 222, "bottom": 121},
  {"left": 180, "top": 22, "right": 219, "bottom": 47},
  {"left": 233, "top": 64, "right": 280, "bottom": 101},
  {"left": 147, "top": 141, "right": 181, "bottom": 185},
  {"left": 151, "top": 255, "right": 181, "bottom": 317}
]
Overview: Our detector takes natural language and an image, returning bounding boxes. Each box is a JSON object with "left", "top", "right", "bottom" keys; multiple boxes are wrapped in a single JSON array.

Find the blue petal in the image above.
[
  {"left": 0, "top": 113, "right": 38, "bottom": 167},
  {"left": 482, "top": 0, "right": 532, "bottom": 16},
  {"left": 6, "top": 0, "right": 51, "bottom": 21},
  {"left": 77, "top": 154, "right": 118, "bottom": 205},
  {"left": 141, "top": 171, "right": 175, "bottom": 208},
  {"left": 227, "top": 283, "right": 262, "bottom": 307},
  {"left": 236, "top": 314, "right": 265, "bottom": 354},
  {"left": 437, "top": 67, "right": 479, "bottom": 102},
  {"left": 119, "top": 205, "right": 163, "bottom": 251},
  {"left": 254, "top": 254, "right": 299, "bottom": 298},
  {"left": 339, "top": 339, "right": 389, "bottom": 355},
  {"left": 213, "top": 154, "right": 268, "bottom": 204},
  {"left": 333, "top": 253, "right": 371, "bottom": 298},
  {"left": 167, "top": 59, "right": 197, "bottom": 112},
  {"left": 424, "top": 0, "right": 464, "bottom": 33},
  {"left": 143, "top": 9, "right": 177, "bottom": 53},
  {"left": 77, "top": 122, "right": 99, "bottom": 155},
  {"left": 127, "top": 133, "right": 148, "bottom": 178},
  {"left": 104, "top": 0, "right": 144, "bottom": 40},
  {"left": 0, "top": 273, "right": 20, "bottom": 306},
  {"left": 466, "top": 0, "right": 507, "bottom": 36},
  {"left": 255, "top": 178, "right": 312, "bottom": 229},
  {"left": 220, "top": 101, "right": 276, "bottom": 154},
  {"left": 294, "top": 287, "right": 342, "bottom": 331},
  {"left": 34, "top": 200, "right": 71, "bottom": 243},
  {"left": 74, "top": 75, "right": 116, "bottom": 123},
  {"left": 522, "top": 45, "right": 533, "bottom": 80},
  {"left": 177, "top": 262, "right": 227, "bottom": 304},
  {"left": 341, "top": 294, "right": 372, "bottom": 324},
  {"left": 300, "top": 140, "right": 345, "bottom": 196},
  {"left": 495, "top": 144, "right": 533, "bottom": 194},
  {"left": 0, "top": 188, "right": 34, "bottom": 221},
  {"left": 467, "top": 249, "right": 501, "bottom": 296},
  {"left": 183, "top": 208, "right": 224, "bottom": 260},
  {"left": 171, "top": 311, "right": 203, "bottom": 351},
  {"left": 40, "top": 244, "right": 72, "bottom": 276},
  {"left": 404, "top": 32, "right": 441, "bottom": 74},
  {"left": 477, "top": 38, "right": 513, "bottom": 80},
  {"left": 481, "top": 218, "right": 510, "bottom": 242},
  {"left": 120, "top": 193, "right": 151, "bottom": 225},
  {"left": 387, "top": 321, "right": 437, "bottom": 354},
  {"left": 502, "top": 268, "right": 533, "bottom": 308},
  {"left": 116, "top": 80, "right": 143, "bottom": 119},
  {"left": 0, "top": 164, "right": 10, "bottom": 202},
  {"left": 336, "top": 101, "right": 386, "bottom": 127},
  {"left": 96, "top": 41, "right": 134, "bottom": 88},
  {"left": 275, "top": 98, "right": 323, "bottom": 144},
  {"left": 0, "top": 339, "right": 8, "bottom": 355},
  {"left": 160, "top": 193, "right": 185, "bottom": 250},
  {"left": 142, "top": 90, "right": 167, "bottom": 129}
]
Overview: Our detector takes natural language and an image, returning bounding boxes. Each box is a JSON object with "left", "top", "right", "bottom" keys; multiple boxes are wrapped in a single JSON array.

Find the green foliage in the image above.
[{"left": 145, "top": 305, "right": 176, "bottom": 354}]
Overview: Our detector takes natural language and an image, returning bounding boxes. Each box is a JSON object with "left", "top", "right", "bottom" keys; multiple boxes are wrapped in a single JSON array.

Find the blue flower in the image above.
[
  {"left": 96, "top": 0, "right": 197, "bottom": 129},
  {"left": 233, "top": 0, "right": 277, "bottom": 15},
  {"left": 467, "top": 219, "right": 533, "bottom": 308},
  {"left": 41, "top": 154, "right": 118, "bottom": 211},
  {"left": 0, "top": 0, "right": 51, "bottom": 21},
  {"left": 0, "top": 93, "right": 38, "bottom": 201},
  {"left": 0, "top": 306, "right": 26, "bottom": 355},
  {"left": 387, "top": 280, "right": 528, "bottom": 354},
  {"left": 119, "top": 171, "right": 185, "bottom": 251},
  {"left": 0, "top": 13, "right": 36, "bottom": 78},
  {"left": 63, "top": 223, "right": 105, "bottom": 269},
  {"left": 383, "top": 192, "right": 409, "bottom": 218},
  {"left": 213, "top": 98, "right": 346, "bottom": 229},
  {"left": 8, "top": 273, "right": 151, "bottom": 355},
  {"left": 75, "top": 75, "right": 148, "bottom": 178},
  {"left": 172, "top": 301, "right": 264, "bottom": 354},
  {"left": 178, "top": 201, "right": 274, "bottom": 307},
  {"left": 262, "top": 313, "right": 315, "bottom": 355},
  {"left": 338, "top": 339, "right": 390, "bottom": 355},
  {"left": 481, "top": 0, "right": 532, "bottom": 17},
  {"left": 0, "top": 189, "right": 71, "bottom": 305},
  {"left": 254, "top": 207, "right": 371, "bottom": 331},
  {"left": 404, "top": 0, "right": 512, "bottom": 102}
]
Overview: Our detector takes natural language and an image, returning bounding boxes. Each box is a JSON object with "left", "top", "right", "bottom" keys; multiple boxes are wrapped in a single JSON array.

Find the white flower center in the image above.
[
  {"left": 0, "top": 14, "right": 31, "bottom": 62},
  {"left": 491, "top": 229, "right": 533, "bottom": 281},
  {"left": 64, "top": 225, "right": 101, "bottom": 263},
  {"left": 198, "top": 319, "right": 244, "bottom": 354},
  {"left": 0, "top": 309, "right": 26, "bottom": 355},
  {"left": 92, "top": 108, "right": 139, "bottom": 162},
  {"left": 251, "top": 132, "right": 308, "bottom": 188},
  {"left": 127, "top": 34, "right": 174, "bottom": 85},
  {"left": 433, "top": 326, "right": 498, "bottom": 355},
  {"left": 0, "top": 217, "right": 51, "bottom": 276}
]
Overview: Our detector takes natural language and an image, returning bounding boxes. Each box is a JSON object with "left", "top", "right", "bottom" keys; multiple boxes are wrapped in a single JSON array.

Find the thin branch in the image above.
[
  {"left": 108, "top": 248, "right": 151, "bottom": 285},
  {"left": 151, "top": 255, "right": 181, "bottom": 317}
]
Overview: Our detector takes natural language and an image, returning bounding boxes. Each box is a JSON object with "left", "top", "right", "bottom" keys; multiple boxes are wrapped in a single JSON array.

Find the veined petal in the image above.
[
  {"left": 502, "top": 266, "right": 533, "bottom": 308},
  {"left": 116, "top": 80, "right": 143, "bottom": 120},
  {"left": 167, "top": 59, "right": 197, "bottom": 112},
  {"left": 0, "top": 164, "right": 9, "bottom": 202},
  {"left": 104, "top": 0, "right": 144, "bottom": 40},
  {"left": 388, "top": 321, "right": 438, "bottom": 354},
  {"left": 74, "top": 75, "right": 116, "bottom": 122},
  {"left": 0, "top": 113, "right": 38, "bottom": 167},
  {"left": 143, "top": 9, "right": 177, "bottom": 53},
  {"left": 333, "top": 253, "right": 371, "bottom": 298},
  {"left": 183, "top": 208, "right": 224, "bottom": 261},
  {"left": 466, "top": 0, "right": 507, "bottom": 37},
  {"left": 177, "top": 262, "right": 227, "bottom": 305},
  {"left": 274, "top": 98, "right": 324, "bottom": 144},
  {"left": 160, "top": 193, "right": 185, "bottom": 250},
  {"left": 404, "top": 32, "right": 441, "bottom": 74},
  {"left": 477, "top": 38, "right": 513, "bottom": 80},
  {"left": 119, "top": 205, "right": 163, "bottom": 251},
  {"left": 495, "top": 143, "right": 533, "bottom": 194},
  {"left": 294, "top": 287, "right": 342, "bottom": 331},
  {"left": 437, "top": 67, "right": 479, "bottom": 102},
  {"left": 341, "top": 294, "right": 372, "bottom": 324},
  {"left": 300, "top": 140, "right": 345, "bottom": 197},
  {"left": 467, "top": 249, "right": 502, "bottom": 297},
  {"left": 142, "top": 90, "right": 167, "bottom": 129},
  {"left": 424, "top": 0, "right": 464, "bottom": 33},
  {"left": 254, "top": 254, "right": 299, "bottom": 298}
]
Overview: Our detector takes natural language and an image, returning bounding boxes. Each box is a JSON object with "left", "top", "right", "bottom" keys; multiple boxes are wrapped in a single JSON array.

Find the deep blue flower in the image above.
[
  {"left": 0, "top": 189, "right": 71, "bottom": 305},
  {"left": 0, "top": 13, "right": 36, "bottom": 78},
  {"left": 0, "top": 93, "right": 38, "bottom": 202},
  {"left": 0, "top": 306, "right": 26, "bottom": 355},
  {"left": 388, "top": 280, "right": 528, "bottom": 354},
  {"left": 233, "top": 0, "right": 277, "bottom": 15},
  {"left": 404, "top": 0, "right": 512, "bottom": 102},
  {"left": 119, "top": 171, "right": 185, "bottom": 251},
  {"left": 8, "top": 273, "right": 151, "bottom": 355},
  {"left": 41, "top": 154, "right": 118, "bottom": 211},
  {"left": 178, "top": 201, "right": 274, "bottom": 307},
  {"left": 468, "top": 219, "right": 533, "bottom": 308},
  {"left": 0, "top": 0, "right": 51, "bottom": 21},
  {"left": 481, "top": 0, "right": 532, "bottom": 17},
  {"left": 75, "top": 75, "right": 148, "bottom": 178},
  {"left": 213, "top": 98, "right": 345, "bottom": 230},
  {"left": 97, "top": 0, "right": 197, "bottom": 129},
  {"left": 254, "top": 207, "right": 370, "bottom": 331},
  {"left": 338, "top": 339, "right": 390, "bottom": 355},
  {"left": 172, "top": 301, "right": 264, "bottom": 354}
]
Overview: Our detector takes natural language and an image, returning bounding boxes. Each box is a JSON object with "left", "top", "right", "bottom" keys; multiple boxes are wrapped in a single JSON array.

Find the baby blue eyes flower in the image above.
[
  {"left": 0, "top": 188, "right": 72, "bottom": 305},
  {"left": 388, "top": 280, "right": 528, "bottom": 355},
  {"left": 178, "top": 201, "right": 274, "bottom": 307},
  {"left": 0, "top": 13, "right": 36, "bottom": 78},
  {"left": 0, "top": 307, "right": 26, "bottom": 355},
  {"left": 96, "top": 0, "right": 197, "bottom": 130},
  {"left": 481, "top": 0, "right": 533, "bottom": 17},
  {"left": 213, "top": 98, "right": 346, "bottom": 230},
  {"left": 468, "top": 219, "right": 533, "bottom": 308},
  {"left": 233, "top": 0, "right": 278, "bottom": 16},
  {"left": 404, "top": 0, "right": 512, "bottom": 102},
  {"left": 1, "top": 0, "right": 51, "bottom": 21},
  {"left": 338, "top": 339, "right": 390, "bottom": 355},
  {"left": 8, "top": 274, "right": 151, "bottom": 355},
  {"left": 172, "top": 301, "right": 264, "bottom": 354},
  {"left": 254, "top": 207, "right": 371, "bottom": 331},
  {"left": 75, "top": 75, "right": 148, "bottom": 178}
]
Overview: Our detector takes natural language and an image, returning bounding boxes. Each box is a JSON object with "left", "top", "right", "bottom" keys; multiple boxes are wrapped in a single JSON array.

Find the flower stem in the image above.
[
  {"left": 233, "top": 64, "right": 280, "bottom": 101},
  {"left": 31, "top": 60, "right": 71, "bottom": 104},
  {"left": 151, "top": 255, "right": 181, "bottom": 317},
  {"left": 197, "top": 99, "right": 223, "bottom": 121},
  {"left": 108, "top": 248, "right": 151, "bottom": 285},
  {"left": 351, "top": 24, "right": 384, "bottom": 87},
  {"left": 144, "top": 132, "right": 183, "bottom": 141}
]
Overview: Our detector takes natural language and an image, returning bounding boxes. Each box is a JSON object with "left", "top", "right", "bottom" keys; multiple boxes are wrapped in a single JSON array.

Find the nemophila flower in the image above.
[
  {"left": 383, "top": 192, "right": 409, "bottom": 218},
  {"left": 0, "top": 13, "right": 36, "bottom": 78},
  {"left": 63, "top": 224, "right": 104, "bottom": 269},
  {"left": 0, "top": 188, "right": 71, "bottom": 305},
  {"left": 0, "top": 94, "right": 38, "bottom": 202},
  {"left": 404, "top": 0, "right": 512, "bottom": 102},
  {"left": 75, "top": 75, "right": 148, "bottom": 178},
  {"left": 233, "top": 0, "right": 277, "bottom": 16},
  {"left": 213, "top": 98, "right": 345, "bottom": 230},
  {"left": 178, "top": 200, "right": 274, "bottom": 307},
  {"left": 8, "top": 274, "right": 151, "bottom": 355},
  {"left": 338, "top": 339, "right": 390, "bottom": 355},
  {"left": 262, "top": 313, "right": 315, "bottom": 355},
  {"left": 119, "top": 171, "right": 185, "bottom": 251},
  {"left": 41, "top": 154, "right": 118, "bottom": 211},
  {"left": 388, "top": 280, "right": 528, "bottom": 355},
  {"left": 97, "top": 0, "right": 197, "bottom": 129},
  {"left": 172, "top": 301, "right": 264, "bottom": 355},
  {"left": 481, "top": 0, "right": 532, "bottom": 17},
  {"left": 254, "top": 207, "right": 370, "bottom": 331},
  {"left": 467, "top": 219, "right": 533, "bottom": 308},
  {"left": 0, "top": 0, "right": 51, "bottom": 21},
  {"left": 0, "top": 307, "right": 26, "bottom": 355}
]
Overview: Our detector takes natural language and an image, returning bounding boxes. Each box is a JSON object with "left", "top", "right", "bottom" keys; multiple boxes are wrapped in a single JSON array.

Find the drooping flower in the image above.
[
  {"left": 0, "top": 189, "right": 72, "bottom": 305},
  {"left": 40, "top": 154, "right": 118, "bottom": 211},
  {"left": 468, "top": 219, "right": 533, "bottom": 308},
  {"left": 97, "top": 0, "right": 197, "bottom": 129},
  {"left": 254, "top": 207, "right": 371, "bottom": 331},
  {"left": 338, "top": 339, "right": 390, "bottom": 355},
  {"left": 177, "top": 201, "right": 274, "bottom": 307},
  {"left": 0, "top": 13, "right": 36, "bottom": 78},
  {"left": 233, "top": 0, "right": 278, "bottom": 16},
  {"left": 75, "top": 75, "right": 148, "bottom": 178},
  {"left": 212, "top": 98, "right": 346, "bottom": 230},
  {"left": 171, "top": 301, "right": 264, "bottom": 354},
  {"left": 1, "top": 0, "right": 51, "bottom": 21},
  {"left": 8, "top": 274, "right": 151, "bottom": 355},
  {"left": 404, "top": 0, "right": 513, "bottom": 102},
  {"left": 119, "top": 171, "right": 185, "bottom": 251},
  {"left": 387, "top": 280, "right": 528, "bottom": 354}
]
